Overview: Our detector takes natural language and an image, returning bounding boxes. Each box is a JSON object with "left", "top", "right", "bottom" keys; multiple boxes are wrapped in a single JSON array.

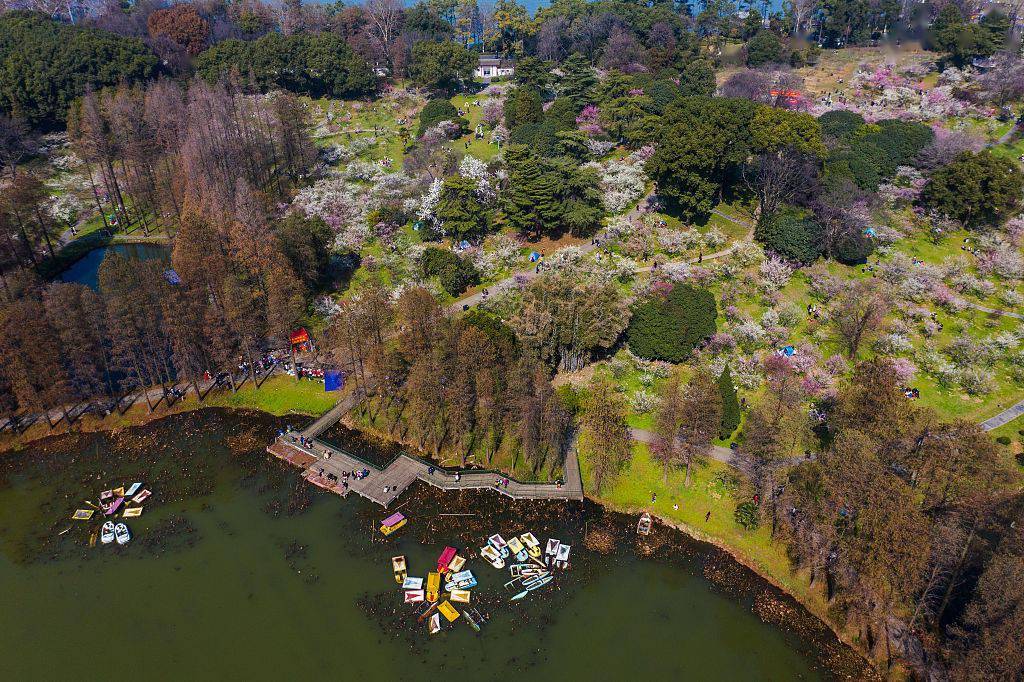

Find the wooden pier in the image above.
[{"left": 267, "top": 434, "right": 584, "bottom": 508}]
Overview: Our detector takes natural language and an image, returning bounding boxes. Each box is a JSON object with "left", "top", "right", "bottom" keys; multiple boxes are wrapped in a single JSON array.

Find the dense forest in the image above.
[{"left": 2, "top": 0, "right": 1024, "bottom": 679}]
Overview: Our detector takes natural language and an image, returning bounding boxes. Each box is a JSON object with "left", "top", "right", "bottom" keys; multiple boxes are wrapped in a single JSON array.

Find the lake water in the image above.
[
  {"left": 59, "top": 243, "right": 170, "bottom": 290},
  {"left": 0, "top": 410, "right": 864, "bottom": 680}
]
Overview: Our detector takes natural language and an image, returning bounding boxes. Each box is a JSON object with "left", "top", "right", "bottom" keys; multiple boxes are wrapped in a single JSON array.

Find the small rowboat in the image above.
[
  {"left": 72, "top": 509, "right": 94, "bottom": 521},
  {"left": 404, "top": 590, "right": 425, "bottom": 603},
  {"left": 555, "top": 543, "right": 571, "bottom": 569},
  {"left": 392, "top": 556, "right": 407, "bottom": 584},
  {"left": 428, "top": 613, "right": 441, "bottom": 634},
  {"left": 464, "top": 609, "right": 481, "bottom": 632},
  {"left": 124, "top": 482, "right": 143, "bottom": 498},
  {"left": 507, "top": 536, "right": 528, "bottom": 563},
  {"left": 114, "top": 522, "right": 131, "bottom": 545},
  {"left": 402, "top": 576, "right": 423, "bottom": 590},
  {"left": 487, "top": 534, "right": 509, "bottom": 558},
  {"left": 426, "top": 572, "right": 441, "bottom": 603},
  {"left": 131, "top": 490, "right": 151, "bottom": 505},
  {"left": 544, "top": 538, "right": 560, "bottom": 566},
  {"left": 520, "top": 532, "right": 541, "bottom": 558},
  {"left": 448, "top": 555, "right": 466, "bottom": 573},
  {"left": 380, "top": 512, "right": 407, "bottom": 537},
  {"left": 113, "top": 486, "right": 125, "bottom": 498},
  {"left": 638, "top": 512, "right": 653, "bottom": 536},
  {"left": 437, "top": 600, "right": 460, "bottom": 622},
  {"left": 449, "top": 589, "right": 471, "bottom": 604},
  {"left": 100, "top": 521, "right": 115, "bottom": 544},
  {"left": 122, "top": 507, "right": 143, "bottom": 518},
  {"left": 480, "top": 544, "right": 505, "bottom": 569},
  {"left": 100, "top": 490, "right": 114, "bottom": 502},
  {"left": 437, "top": 546, "right": 457, "bottom": 573}
]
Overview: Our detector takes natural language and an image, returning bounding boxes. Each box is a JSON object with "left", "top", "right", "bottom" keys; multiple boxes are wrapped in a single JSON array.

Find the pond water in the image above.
[
  {"left": 59, "top": 243, "right": 170, "bottom": 290},
  {"left": 0, "top": 410, "right": 866, "bottom": 680}
]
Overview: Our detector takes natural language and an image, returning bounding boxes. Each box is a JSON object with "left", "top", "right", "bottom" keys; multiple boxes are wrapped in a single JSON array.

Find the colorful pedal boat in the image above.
[
  {"left": 555, "top": 543, "right": 571, "bottom": 568},
  {"left": 437, "top": 546, "right": 457, "bottom": 573},
  {"left": 392, "top": 556, "right": 407, "bottom": 584},
  {"left": 520, "top": 532, "right": 541, "bottom": 558},
  {"left": 487, "top": 534, "right": 509, "bottom": 558},
  {"left": 380, "top": 512, "right": 407, "bottom": 536},
  {"left": 444, "top": 570, "right": 476, "bottom": 591},
  {"left": 437, "top": 600, "right": 460, "bottom": 622},
  {"left": 448, "top": 555, "right": 466, "bottom": 573},
  {"left": 480, "top": 544, "right": 505, "bottom": 569},
  {"left": 402, "top": 576, "right": 423, "bottom": 590},
  {"left": 426, "top": 572, "right": 441, "bottom": 603},
  {"left": 507, "top": 536, "right": 528, "bottom": 562},
  {"left": 404, "top": 590, "right": 425, "bottom": 603}
]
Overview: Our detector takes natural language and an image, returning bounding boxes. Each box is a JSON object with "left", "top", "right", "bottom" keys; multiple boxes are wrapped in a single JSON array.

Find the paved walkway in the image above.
[
  {"left": 980, "top": 399, "right": 1024, "bottom": 431},
  {"left": 269, "top": 433, "right": 584, "bottom": 508}
]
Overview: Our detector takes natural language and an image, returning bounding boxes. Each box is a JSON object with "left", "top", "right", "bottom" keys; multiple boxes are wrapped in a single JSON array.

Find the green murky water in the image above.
[{"left": 0, "top": 410, "right": 862, "bottom": 680}]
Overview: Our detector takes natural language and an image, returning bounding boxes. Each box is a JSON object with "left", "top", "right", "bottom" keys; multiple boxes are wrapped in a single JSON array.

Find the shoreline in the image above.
[{"left": 2, "top": 399, "right": 875, "bottom": 674}]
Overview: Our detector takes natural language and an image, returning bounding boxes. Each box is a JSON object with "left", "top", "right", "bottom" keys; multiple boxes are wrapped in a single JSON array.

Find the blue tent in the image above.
[
  {"left": 163, "top": 269, "right": 181, "bottom": 285},
  {"left": 324, "top": 370, "right": 344, "bottom": 392},
  {"left": 529, "top": 251, "right": 541, "bottom": 262},
  {"left": 864, "top": 227, "right": 877, "bottom": 237},
  {"left": 781, "top": 345, "right": 795, "bottom": 357}
]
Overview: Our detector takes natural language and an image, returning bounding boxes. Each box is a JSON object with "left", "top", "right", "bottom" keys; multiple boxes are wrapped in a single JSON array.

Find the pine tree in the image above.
[
  {"left": 719, "top": 365, "right": 741, "bottom": 439},
  {"left": 558, "top": 53, "right": 596, "bottom": 106}
]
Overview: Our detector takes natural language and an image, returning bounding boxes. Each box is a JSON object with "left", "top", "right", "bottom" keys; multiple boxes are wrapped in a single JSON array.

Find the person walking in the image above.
[{"left": 705, "top": 510, "right": 711, "bottom": 522}]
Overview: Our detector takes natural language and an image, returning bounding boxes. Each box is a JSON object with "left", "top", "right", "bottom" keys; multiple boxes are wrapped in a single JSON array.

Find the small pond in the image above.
[{"left": 59, "top": 243, "right": 170, "bottom": 290}]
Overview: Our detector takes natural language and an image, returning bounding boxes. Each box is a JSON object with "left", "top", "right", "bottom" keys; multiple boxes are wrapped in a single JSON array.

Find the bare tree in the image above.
[
  {"left": 0, "top": 115, "right": 34, "bottom": 178},
  {"left": 364, "top": 0, "right": 403, "bottom": 69},
  {"left": 743, "top": 147, "right": 820, "bottom": 219},
  {"left": 829, "top": 280, "right": 890, "bottom": 358}
]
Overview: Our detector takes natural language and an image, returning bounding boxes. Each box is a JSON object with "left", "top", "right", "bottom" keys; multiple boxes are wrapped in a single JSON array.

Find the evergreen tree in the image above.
[
  {"left": 718, "top": 366, "right": 740, "bottom": 439},
  {"left": 558, "top": 53, "right": 597, "bottom": 105},
  {"left": 437, "top": 174, "right": 490, "bottom": 240}
]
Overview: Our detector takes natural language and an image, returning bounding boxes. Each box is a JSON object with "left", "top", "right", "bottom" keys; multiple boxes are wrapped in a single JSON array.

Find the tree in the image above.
[
  {"left": 951, "top": 552, "right": 1024, "bottom": 681},
  {"left": 678, "top": 59, "right": 716, "bottom": 97},
  {"left": 557, "top": 53, "right": 596, "bottom": 106},
  {"left": 676, "top": 370, "right": 722, "bottom": 486},
  {"left": 0, "top": 11, "right": 157, "bottom": 128},
  {"left": 626, "top": 283, "right": 717, "bottom": 363},
  {"left": 504, "top": 86, "right": 544, "bottom": 130},
  {"left": 582, "top": 378, "right": 632, "bottom": 493},
  {"left": 409, "top": 40, "right": 476, "bottom": 92},
  {"left": 651, "top": 368, "right": 684, "bottom": 483},
  {"left": 817, "top": 109, "right": 865, "bottom": 141},
  {"left": 512, "top": 269, "right": 629, "bottom": 371},
  {"left": 195, "top": 33, "right": 375, "bottom": 98},
  {"left": 418, "top": 98, "right": 468, "bottom": 136},
  {"left": 0, "top": 114, "right": 33, "bottom": 178},
  {"left": 147, "top": 5, "right": 210, "bottom": 56},
  {"left": 921, "top": 151, "right": 1024, "bottom": 230},
  {"left": 364, "top": 0, "right": 403, "bottom": 69},
  {"left": 512, "top": 57, "right": 553, "bottom": 90},
  {"left": 420, "top": 246, "right": 480, "bottom": 296},
  {"left": 718, "top": 366, "right": 740, "bottom": 439},
  {"left": 436, "top": 174, "right": 491, "bottom": 241},
  {"left": 277, "top": 213, "right": 333, "bottom": 291},
  {"left": 744, "top": 149, "right": 820, "bottom": 220},
  {"left": 828, "top": 280, "right": 889, "bottom": 358},
  {"left": 755, "top": 206, "right": 823, "bottom": 264},
  {"left": 745, "top": 30, "right": 784, "bottom": 66}
]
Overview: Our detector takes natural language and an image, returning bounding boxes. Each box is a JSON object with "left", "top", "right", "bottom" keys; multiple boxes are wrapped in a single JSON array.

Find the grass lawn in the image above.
[
  {"left": 193, "top": 375, "right": 339, "bottom": 417},
  {"left": 580, "top": 440, "right": 822, "bottom": 605}
]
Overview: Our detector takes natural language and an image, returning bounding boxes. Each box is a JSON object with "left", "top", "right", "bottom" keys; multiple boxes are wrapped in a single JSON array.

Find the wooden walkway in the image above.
[{"left": 267, "top": 434, "right": 584, "bottom": 508}]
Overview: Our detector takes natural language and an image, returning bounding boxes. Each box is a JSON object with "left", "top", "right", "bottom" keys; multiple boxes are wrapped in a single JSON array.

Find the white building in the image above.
[{"left": 474, "top": 54, "right": 515, "bottom": 81}]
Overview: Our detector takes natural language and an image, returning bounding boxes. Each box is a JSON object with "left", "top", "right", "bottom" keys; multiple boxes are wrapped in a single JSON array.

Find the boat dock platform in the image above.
[{"left": 266, "top": 434, "right": 584, "bottom": 508}]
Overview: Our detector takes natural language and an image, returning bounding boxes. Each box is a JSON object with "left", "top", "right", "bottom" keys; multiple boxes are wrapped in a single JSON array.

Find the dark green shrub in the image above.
[
  {"left": 817, "top": 110, "right": 865, "bottom": 141},
  {"left": 996, "top": 435, "right": 1012, "bottom": 445},
  {"left": 735, "top": 501, "right": 761, "bottom": 530},
  {"left": 421, "top": 247, "right": 480, "bottom": 296},
  {"left": 755, "top": 207, "right": 823, "bottom": 264},
  {"left": 626, "top": 283, "right": 717, "bottom": 362},
  {"left": 833, "top": 229, "right": 875, "bottom": 265},
  {"left": 417, "top": 98, "right": 467, "bottom": 136}
]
